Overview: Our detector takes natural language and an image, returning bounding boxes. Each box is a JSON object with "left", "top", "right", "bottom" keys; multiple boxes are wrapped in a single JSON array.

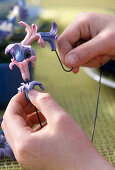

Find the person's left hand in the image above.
[{"left": 2, "top": 90, "right": 114, "bottom": 170}]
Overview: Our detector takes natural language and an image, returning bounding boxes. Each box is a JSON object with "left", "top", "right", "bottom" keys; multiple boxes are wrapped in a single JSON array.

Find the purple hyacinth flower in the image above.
[
  {"left": 18, "top": 0, "right": 28, "bottom": 21},
  {"left": 9, "top": 0, "right": 28, "bottom": 21},
  {"left": 0, "top": 135, "right": 16, "bottom": 161},
  {"left": 0, "top": 148, "right": 5, "bottom": 159},
  {"left": 0, "top": 118, "right": 15, "bottom": 160},
  {"left": 5, "top": 43, "right": 35, "bottom": 62},
  {"left": 4, "top": 141, "right": 16, "bottom": 161},
  {"left": 18, "top": 80, "right": 45, "bottom": 100},
  {"left": 0, "top": 134, "right": 5, "bottom": 148},
  {"left": 0, "top": 144, "right": 16, "bottom": 160},
  {"left": 0, "top": 130, "right": 4, "bottom": 136},
  {"left": 0, "top": 135, "right": 6, "bottom": 144},
  {"left": 5, "top": 43, "right": 36, "bottom": 82},
  {"left": 39, "top": 22, "right": 58, "bottom": 51}
]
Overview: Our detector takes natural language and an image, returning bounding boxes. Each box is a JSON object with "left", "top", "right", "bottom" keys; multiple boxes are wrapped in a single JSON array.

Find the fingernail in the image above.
[
  {"left": 28, "top": 90, "right": 43, "bottom": 109},
  {"left": 65, "top": 54, "right": 78, "bottom": 66},
  {"left": 28, "top": 89, "right": 41, "bottom": 102}
]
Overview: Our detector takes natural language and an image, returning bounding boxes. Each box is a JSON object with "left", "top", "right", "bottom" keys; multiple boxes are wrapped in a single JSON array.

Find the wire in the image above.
[
  {"left": 34, "top": 106, "right": 43, "bottom": 129},
  {"left": 91, "top": 66, "right": 102, "bottom": 142},
  {"left": 55, "top": 50, "right": 73, "bottom": 72}
]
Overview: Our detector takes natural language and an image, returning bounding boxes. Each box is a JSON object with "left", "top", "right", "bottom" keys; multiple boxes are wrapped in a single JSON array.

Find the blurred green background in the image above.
[
  {"left": 39, "top": 0, "right": 115, "bottom": 32},
  {"left": 0, "top": 0, "right": 115, "bottom": 169},
  {"left": 41, "top": 0, "right": 115, "bottom": 8}
]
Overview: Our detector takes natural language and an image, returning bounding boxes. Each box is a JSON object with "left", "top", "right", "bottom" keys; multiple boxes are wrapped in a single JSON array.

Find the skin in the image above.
[
  {"left": 57, "top": 12, "right": 115, "bottom": 73},
  {"left": 1, "top": 13, "right": 115, "bottom": 170},
  {"left": 1, "top": 90, "right": 115, "bottom": 170}
]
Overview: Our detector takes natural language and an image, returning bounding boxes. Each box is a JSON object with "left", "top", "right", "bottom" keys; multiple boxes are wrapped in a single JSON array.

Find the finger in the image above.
[
  {"left": 28, "top": 90, "right": 67, "bottom": 124},
  {"left": 16, "top": 92, "right": 35, "bottom": 115},
  {"left": 14, "top": 91, "right": 29, "bottom": 108},
  {"left": 24, "top": 102, "right": 35, "bottom": 115},
  {"left": 26, "top": 112, "right": 46, "bottom": 127},
  {"left": 33, "top": 123, "right": 47, "bottom": 132},
  {"left": 72, "top": 67, "right": 80, "bottom": 74},
  {"left": 57, "top": 13, "right": 96, "bottom": 66},
  {"left": 2, "top": 92, "right": 33, "bottom": 140},
  {"left": 57, "top": 16, "right": 91, "bottom": 63},
  {"left": 64, "top": 30, "right": 114, "bottom": 68},
  {"left": 82, "top": 55, "right": 110, "bottom": 67}
]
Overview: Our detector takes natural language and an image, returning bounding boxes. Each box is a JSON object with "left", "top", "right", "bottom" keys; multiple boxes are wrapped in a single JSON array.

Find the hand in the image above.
[
  {"left": 57, "top": 12, "right": 115, "bottom": 73},
  {"left": 2, "top": 90, "right": 114, "bottom": 170}
]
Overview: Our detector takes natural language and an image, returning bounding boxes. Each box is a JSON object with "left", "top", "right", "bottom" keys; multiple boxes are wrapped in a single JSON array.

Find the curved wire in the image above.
[{"left": 55, "top": 50, "right": 73, "bottom": 72}]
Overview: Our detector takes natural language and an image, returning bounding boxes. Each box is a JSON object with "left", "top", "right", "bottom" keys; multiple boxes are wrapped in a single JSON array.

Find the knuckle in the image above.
[
  {"left": 37, "top": 93, "right": 52, "bottom": 104},
  {"left": 99, "top": 30, "right": 115, "bottom": 44},
  {"left": 53, "top": 113, "right": 73, "bottom": 132},
  {"left": 77, "top": 12, "right": 94, "bottom": 24},
  {"left": 77, "top": 12, "right": 86, "bottom": 18},
  {"left": 53, "top": 112, "right": 67, "bottom": 125},
  {"left": 107, "top": 30, "right": 115, "bottom": 40}
]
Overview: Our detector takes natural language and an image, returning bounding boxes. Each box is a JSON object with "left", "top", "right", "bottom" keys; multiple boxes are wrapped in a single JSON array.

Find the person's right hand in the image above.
[{"left": 57, "top": 12, "right": 115, "bottom": 73}]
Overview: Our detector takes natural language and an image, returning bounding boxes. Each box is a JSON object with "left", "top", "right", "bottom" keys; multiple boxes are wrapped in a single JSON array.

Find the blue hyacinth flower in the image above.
[
  {"left": 39, "top": 22, "right": 58, "bottom": 51},
  {"left": 18, "top": 81, "right": 45, "bottom": 100}
]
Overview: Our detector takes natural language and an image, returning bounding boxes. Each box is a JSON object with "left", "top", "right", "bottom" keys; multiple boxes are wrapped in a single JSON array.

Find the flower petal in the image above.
[
  {"left": 4, "top": 142, "right": 16, "bottom": 161},
  {"left": 5, "top": 43, "right": 36, "bottom": 81},
  {"left": 0, "top": 135, "right": 6, "bottom": 144},
  {"left": 19, "top": 0, "right": 28, "bottom": 21},
  {"left": 5, "top": 43, "right": 35, "bottom": 62},
  {"left": 39, "top": 22, "right": 58, "bottom": 51},
  {"left": 18, "top": 81, "right": 45, "bottom": 100},
  {"left": 0, "top": 148, "right": 5, "bottom": 159},
  {"left": 5, "top": 44, "right": 15, "bottom": 55}
]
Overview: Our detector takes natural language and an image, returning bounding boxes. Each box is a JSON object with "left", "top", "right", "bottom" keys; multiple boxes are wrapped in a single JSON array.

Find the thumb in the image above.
[
  {"left": 65, "top": 32, "right": 112, "bottom": 67},
  {"left": 28, "top": 89, "right": 66, "bottom": 124}
]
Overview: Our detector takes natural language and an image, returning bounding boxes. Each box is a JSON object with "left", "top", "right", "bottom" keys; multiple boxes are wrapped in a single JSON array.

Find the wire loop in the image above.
[{"left": 55, "top": 50, "right": 73, "bottom": 72}]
